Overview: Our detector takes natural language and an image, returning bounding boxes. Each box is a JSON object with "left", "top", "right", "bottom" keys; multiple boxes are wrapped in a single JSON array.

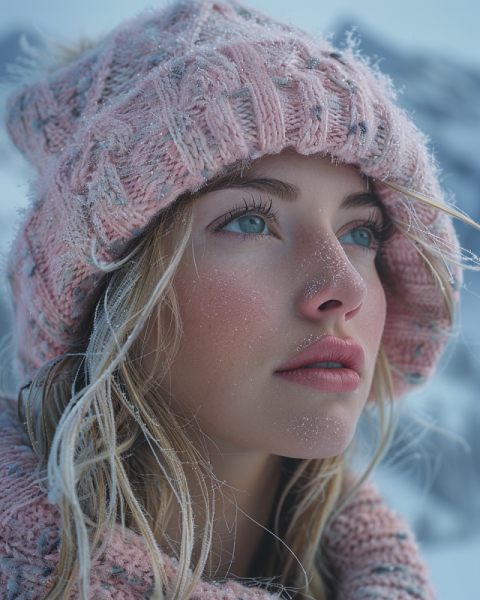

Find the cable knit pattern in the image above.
[
  {"left": 5, "top": 0, "right": 460, "bottom": 398},
  {"left": 0, "top": 398, "right": 434, "bottom": 600}
]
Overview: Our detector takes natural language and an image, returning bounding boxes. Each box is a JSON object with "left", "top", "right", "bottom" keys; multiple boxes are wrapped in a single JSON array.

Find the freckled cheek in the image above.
[
  {"left": 167, "top": 262, "right": 282, "bottom": 432},
  {"left": 174, "top": 263, "right": 277, "bottom": 370}
]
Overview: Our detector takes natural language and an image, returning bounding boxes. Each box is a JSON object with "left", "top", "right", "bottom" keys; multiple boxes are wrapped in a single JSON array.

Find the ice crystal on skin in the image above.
[{"left": 287, "top": 414, "right": 351, "bottom": 455}]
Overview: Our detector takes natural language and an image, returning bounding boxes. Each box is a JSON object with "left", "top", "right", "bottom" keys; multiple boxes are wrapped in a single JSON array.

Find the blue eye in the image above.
[
  {"left": 338, "top": 228, "right": 373, "bottom": 247},
  {"left": 211, "top": 197, "right": 279, "bottom": 238},
  {"left": 222, "top": 215, "right": 270, "bottom": 235}
]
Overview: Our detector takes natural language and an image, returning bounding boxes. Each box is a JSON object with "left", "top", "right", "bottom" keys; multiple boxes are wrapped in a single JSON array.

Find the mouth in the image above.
[{"left": 274, "top": 336, "right": 365, "bottom": 393}]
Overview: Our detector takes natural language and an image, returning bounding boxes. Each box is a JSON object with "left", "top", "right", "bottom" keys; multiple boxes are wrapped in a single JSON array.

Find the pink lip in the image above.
[{"left": 274, "top": 336, "right": 365, "bottom": 393}]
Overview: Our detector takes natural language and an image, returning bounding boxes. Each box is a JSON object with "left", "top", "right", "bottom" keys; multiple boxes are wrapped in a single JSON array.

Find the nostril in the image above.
[{"left": 319, "top": 299, "right": 342, "bottom": 311}]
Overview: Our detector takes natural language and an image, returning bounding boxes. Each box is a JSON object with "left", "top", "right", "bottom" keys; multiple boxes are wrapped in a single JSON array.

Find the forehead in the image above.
[
  {"left": 196, "top": 151, "right": 373, "bottom": 211},
  {"left": 250, "top": 152, "right": 367, "bottom": 193}
]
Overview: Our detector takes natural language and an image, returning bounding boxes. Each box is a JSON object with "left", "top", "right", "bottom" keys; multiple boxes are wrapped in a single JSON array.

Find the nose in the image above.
[{"left": 295, "top": 237, "right": 367, "bottom": 324}]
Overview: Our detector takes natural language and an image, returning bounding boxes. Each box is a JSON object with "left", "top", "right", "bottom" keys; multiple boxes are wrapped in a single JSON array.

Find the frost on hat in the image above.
[{"left": 5, "top": 0, "right": 460, "bottom": 397}]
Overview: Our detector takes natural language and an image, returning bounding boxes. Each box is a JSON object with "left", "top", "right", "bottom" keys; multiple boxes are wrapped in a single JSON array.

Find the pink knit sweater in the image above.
[{"left": 0, "top": 396, "right": 435, "bottom": 600}]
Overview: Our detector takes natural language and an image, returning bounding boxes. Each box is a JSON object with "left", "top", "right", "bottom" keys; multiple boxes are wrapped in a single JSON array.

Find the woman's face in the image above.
[{"left": 144, "top": 152, "right": 387, "bottom": 459}]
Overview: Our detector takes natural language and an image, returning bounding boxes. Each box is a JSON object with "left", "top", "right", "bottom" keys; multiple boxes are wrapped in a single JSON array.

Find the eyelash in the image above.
[
  {"left": 209, "top": 197, "right": 394, "bottom": 247},
  {"left": 208, "top": 197, "right": 279, "bottom": 238},
  {"left": 349, "top": 213, "right": 393, "bottom": 249}
]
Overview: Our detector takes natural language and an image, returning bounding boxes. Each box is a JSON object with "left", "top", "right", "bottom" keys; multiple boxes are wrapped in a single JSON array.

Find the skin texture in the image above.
[{"left": 142, "top": 150, "right": 387, "bottom": 577}]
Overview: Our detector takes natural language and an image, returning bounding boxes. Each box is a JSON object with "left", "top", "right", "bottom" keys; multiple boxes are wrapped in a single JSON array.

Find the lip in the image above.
[{"left": 274, "top": 336, "right": 365, "bottom": 393}]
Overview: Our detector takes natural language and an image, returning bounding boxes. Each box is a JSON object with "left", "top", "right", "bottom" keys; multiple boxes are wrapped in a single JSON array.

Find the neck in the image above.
[{"left": 163, "top": 436, "right": 283, "bottom": 579}]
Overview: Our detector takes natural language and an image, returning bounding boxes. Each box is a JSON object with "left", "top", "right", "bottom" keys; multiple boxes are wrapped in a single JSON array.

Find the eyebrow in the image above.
[
  {"left": 197, "top": 172, "right": 301, "bottom": 202},
  {"left": 197, "top": 172, "right": 382, "bottom": 209},
  {"left": 340, "top": 191, "right": 383, "bottom": 211}
]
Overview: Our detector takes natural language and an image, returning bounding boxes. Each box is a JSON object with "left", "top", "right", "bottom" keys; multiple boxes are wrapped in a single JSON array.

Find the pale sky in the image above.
[{"left": 1, "top": 0, "right": 479, "bottom": 70}]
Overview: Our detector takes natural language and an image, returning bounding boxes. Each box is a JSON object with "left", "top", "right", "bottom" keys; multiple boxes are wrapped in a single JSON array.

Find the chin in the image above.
[
  {"left": 278, "top": 436, "right": 355, "bottom": 460},
  {"left": 272, "top": 404, "right": 361, "bottom": 459}
]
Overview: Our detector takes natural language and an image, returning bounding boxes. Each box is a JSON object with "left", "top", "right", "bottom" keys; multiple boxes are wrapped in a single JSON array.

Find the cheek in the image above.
[
  {"left": 165, "top": 258, "right": 286, "bottom": 446},
  {"left": 367, "top": 276, "right": 387, "bottom": 337},
  {"left": 171, "top": 260, "right": 276, "bottom": 390},
  {"left": 179, "top": 270, "right": 265, "bottom": 348},
  {"left": 358, "top": 270, "right": 387, "bottom": 370}
]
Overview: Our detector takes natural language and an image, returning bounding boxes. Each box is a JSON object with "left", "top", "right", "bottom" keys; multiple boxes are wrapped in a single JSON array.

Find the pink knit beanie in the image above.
[{"left": 5, "top": 0, "right": 460, "bottom": 397}]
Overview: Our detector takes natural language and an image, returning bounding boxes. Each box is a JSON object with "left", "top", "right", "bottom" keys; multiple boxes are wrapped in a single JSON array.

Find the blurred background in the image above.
[{"left": 0, "top": 0, "right": 479, "bottom": 597}]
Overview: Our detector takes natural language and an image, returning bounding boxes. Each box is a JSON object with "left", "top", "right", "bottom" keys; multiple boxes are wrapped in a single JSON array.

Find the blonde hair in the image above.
[{"left": 16, "top": 164, "right": 467, "bottom": 600}]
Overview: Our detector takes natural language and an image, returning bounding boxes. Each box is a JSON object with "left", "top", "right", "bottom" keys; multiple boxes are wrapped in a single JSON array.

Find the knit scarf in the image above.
[{"left": 0, "top": 397, "right": 434, "bottom": 599}]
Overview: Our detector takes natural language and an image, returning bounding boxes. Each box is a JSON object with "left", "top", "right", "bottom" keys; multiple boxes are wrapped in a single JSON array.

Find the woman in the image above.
[{"left": 0, "top": 0, "right": 473, "bottom": 598}]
